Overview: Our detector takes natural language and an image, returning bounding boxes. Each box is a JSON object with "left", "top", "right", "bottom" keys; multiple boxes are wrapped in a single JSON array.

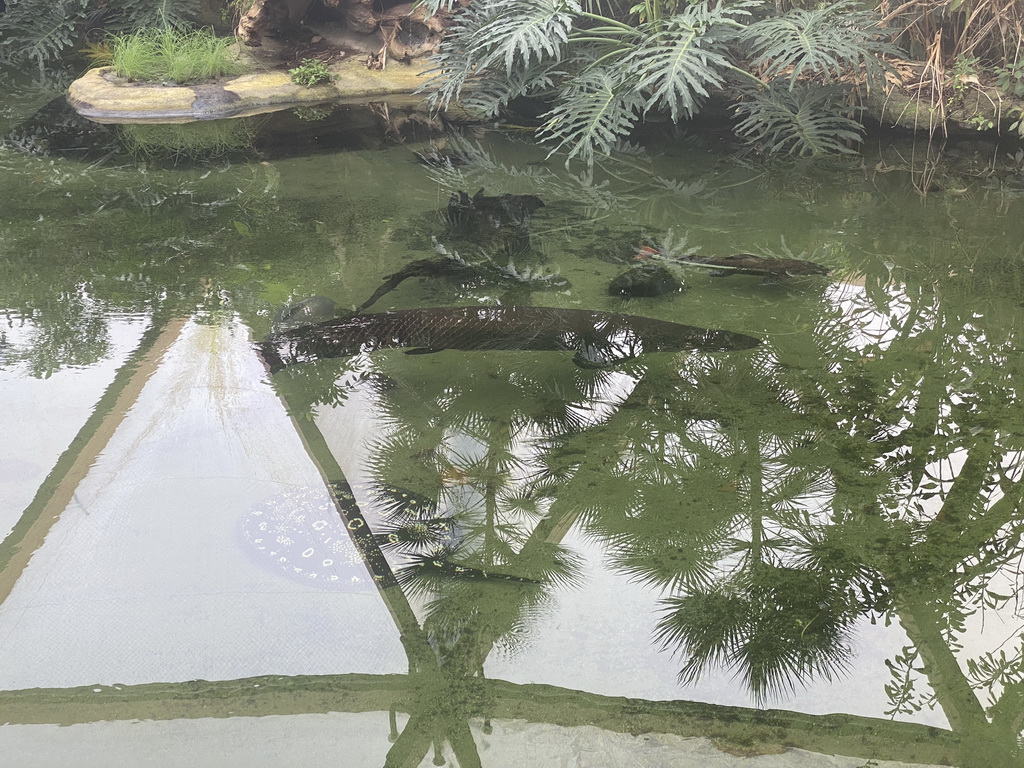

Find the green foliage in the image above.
[
  {"left": 741, "top": 1, "right": 897, "bottom": 89},
  {"left": 1009, "top": 108, "right": 1024, "bottom": 138},
  {"left": 108, "top": 27, "right": 243, "bottom": 83},
  {"left": 535, "top": 59, "right": 647, "bottom": 162},
  {"left": 469, "top": 0, "right": 576, "bottom": 74},
  {"left": 623, "top": 3, "right": 750, "bottom": 120},
  {"left": 0, "top": 0, "right": 91, "bottom": 70},
  {"left": 948, "top": 54, "right": 980, "bottom": 102},
  {"left": 423, "top": 0, "right": 577, "bottom": 110},
  {"left": 734, "top": 84, "right": 863, "bottom": 156},
  {"left": 968, "top": 114, "right": 995, "bottom": 131},
  {"left": 994, "top": 61, "right": 1024, "bottom": 98},
  {"left": 0, "top": 0, "right": 201, "bottom": 69},
  {"left": 289, "top": 58, "right": 334, "bottom": 87},
  {"left": 421, "top": 0, "right": 900, "bottom": 164}
]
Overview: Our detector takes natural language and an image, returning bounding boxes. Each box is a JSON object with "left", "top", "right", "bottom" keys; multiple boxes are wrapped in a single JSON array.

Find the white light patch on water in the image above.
[
  {"left": 483, "top": 526, "right": 951, "bottom": 729},
  {"left": 0, "top": 316, "right": 407, "bottom": 690},
  {"left": 0, "top": 313, "right": 149, "bottom": 540}
]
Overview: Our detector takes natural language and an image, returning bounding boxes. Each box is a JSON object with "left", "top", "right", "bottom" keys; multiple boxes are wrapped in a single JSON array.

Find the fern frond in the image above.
[
  {"left": 0, "top": 0, "right": 90, "bottom": 67},
  {"left": 624, "top": 2, "right": 752, "bottom": 121},
  {"left": 419, "top": 3, "right": 495, "bottom": 109},
  {"left": 103, "top": 0, "right": 202, "bottom": 32},
  {"left": 418, "top": 0, "right": 462, "bottom": 15},
  {"left": 742, "top": 1, "right": 898, "bottom": 88},
  {"left": 0, "top": 0, "right": 202, "bottom": 66},
  {"left": 461, "top": 62, "right": 563, "bottom": 117},
  {"left": 733, "top": 84, "right": 863, "bottom": 156},
  {"left": 536, "top": 60, "right": 645, "bottom": 164},
  {"left": 421, "top": 0, "right": 576, "bottom": 110},
  {"left": 468, "top": 0, "right": 579, "bottom": 74}
]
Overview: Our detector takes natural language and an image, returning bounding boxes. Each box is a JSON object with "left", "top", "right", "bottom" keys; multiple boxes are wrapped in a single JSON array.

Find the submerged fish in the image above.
[
  {"left": 258, "top": 305, "right": 760, "bottom": 372},
  {"left": 637, "top": 247, "right": 830, "bottom": 279}
]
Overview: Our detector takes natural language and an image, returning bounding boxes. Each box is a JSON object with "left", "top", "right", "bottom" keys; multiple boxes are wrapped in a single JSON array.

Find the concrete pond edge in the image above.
[{"left": 67, "top": 59, "right": 431, "bottom": 124}]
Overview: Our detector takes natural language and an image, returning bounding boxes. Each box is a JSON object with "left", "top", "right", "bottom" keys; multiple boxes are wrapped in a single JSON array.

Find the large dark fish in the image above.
[{"left": 258, "top": 305, "right": 760, "bottom": 373}]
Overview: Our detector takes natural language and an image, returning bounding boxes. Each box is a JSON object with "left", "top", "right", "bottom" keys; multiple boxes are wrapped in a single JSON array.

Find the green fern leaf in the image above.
[
  {"left": 103, "top": 0, "right": 201, "bottom": 32},
  {"left": 0, "top": 0, "right": 202, "bottom": 66},
  {"left": 421, "top": 0, "right": 574, "bottom": 110},
  {"left": 0, "top": 0, "right": 90, "bottom": 67},
  {"left": 742, "top": 1, "right": 898, "bottom": 88},
  {"left": 462, "top": 63, "right": 562, "bottom": 117},
  {"left": 536, "top": 61, "right": 645, "bottom": 164},
  {"left": 468, "top": 0, "right": 579, "bottom": 74},
  {"left": 624, "top": 3, "right": 752, "bottom": 121}
]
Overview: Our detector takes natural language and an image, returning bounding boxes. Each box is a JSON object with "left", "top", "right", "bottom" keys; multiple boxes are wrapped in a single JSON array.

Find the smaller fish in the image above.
[{"left": 638, "top": 248, "right": 830, "bottom": 279}]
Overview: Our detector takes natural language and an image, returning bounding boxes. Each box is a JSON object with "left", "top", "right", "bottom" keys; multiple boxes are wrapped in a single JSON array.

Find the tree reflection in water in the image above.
[
  {"left": 281, "top": 241, "right": 1024, "bottom": 764},
  {"left": 4, "top": 118, "right": 1024, "bottom": 765}
]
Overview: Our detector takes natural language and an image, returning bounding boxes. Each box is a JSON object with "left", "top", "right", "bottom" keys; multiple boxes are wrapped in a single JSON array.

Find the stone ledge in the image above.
[{"left": 67, "top": 59, "right": 431, "bottom": 124}]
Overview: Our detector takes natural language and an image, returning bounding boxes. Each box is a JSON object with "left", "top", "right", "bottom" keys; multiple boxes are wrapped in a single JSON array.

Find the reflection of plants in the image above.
[
  {"left": 116, "top": 118, "right": 257, "bottom": 159},
  {"left": 734, "top": 84, "right": 863, "bottom": 157},
  {"left": 0, "top": 159, "right": 304, "bottom": 376},
  {"left": 656, "top": 566, "right": 859, "bottom": 702},
  {"left": 2, "top": 289, "right": 113, "bottom": 378},
  {"left": 415, "top": 131, "right": 733, "bottom": 231},
  {"left": 289, "top": 58, "right": 334, "bottom": 87},
  {"left": 345, "top": 352, "right": 602, "bottom": 658},
  {"left": 293, "top": 104, "right": 336, "bottom": 122}
]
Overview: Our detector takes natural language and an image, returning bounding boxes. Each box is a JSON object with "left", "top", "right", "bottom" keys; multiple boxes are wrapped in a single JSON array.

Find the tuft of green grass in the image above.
[{"left": 108, "top": 27, "right": 245, "bottom": 84}]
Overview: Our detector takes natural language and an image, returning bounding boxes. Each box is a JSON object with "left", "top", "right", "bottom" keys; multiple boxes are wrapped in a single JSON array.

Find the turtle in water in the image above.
[{"left": 271, "top": 295, "right": 338, "bottom": 333}]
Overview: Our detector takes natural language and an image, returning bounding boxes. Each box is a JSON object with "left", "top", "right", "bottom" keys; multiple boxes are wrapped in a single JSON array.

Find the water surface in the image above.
[{"left": 2, "top": 73, "right": 1024, "bottom": 767}]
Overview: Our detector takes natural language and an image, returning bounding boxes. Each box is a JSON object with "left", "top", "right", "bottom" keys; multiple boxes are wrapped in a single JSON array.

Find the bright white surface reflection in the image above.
[
  {"left": 0, "top": 715, "right": 938, "bottom": 768},
  {"left": 0, "top": 318, "right": 406, "bottom": 690},
  {"left": 0, "top": 315, "right": 148, "bottom": 540}
]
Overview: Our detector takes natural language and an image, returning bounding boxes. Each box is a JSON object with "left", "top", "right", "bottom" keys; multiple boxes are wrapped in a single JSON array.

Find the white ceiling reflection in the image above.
[{"left": 0, "top": 318, "right": 407, "bottom": 690}]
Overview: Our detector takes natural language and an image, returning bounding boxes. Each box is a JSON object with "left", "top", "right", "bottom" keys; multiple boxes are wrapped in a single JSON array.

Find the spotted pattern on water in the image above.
[{"left": 241, "top": 485, "right": 373, "bottom": 592}]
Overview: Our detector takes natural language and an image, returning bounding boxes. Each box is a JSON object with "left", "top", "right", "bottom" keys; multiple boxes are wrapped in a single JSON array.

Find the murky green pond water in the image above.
[{"left": 2, "top": 69, "right": 1024, "bottom": 767}]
